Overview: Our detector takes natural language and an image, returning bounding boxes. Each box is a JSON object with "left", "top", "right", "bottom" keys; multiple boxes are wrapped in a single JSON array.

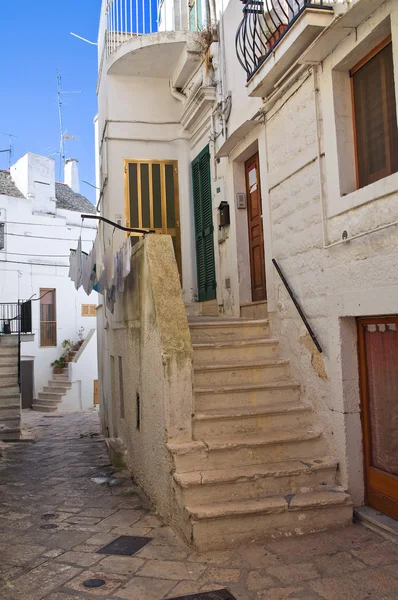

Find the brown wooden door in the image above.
[
  {"left": 245, "top": 153, "right": 266, "bottom": 301},
  {"left": 358, "top": 316, "right": 398, "bottom": 519}
]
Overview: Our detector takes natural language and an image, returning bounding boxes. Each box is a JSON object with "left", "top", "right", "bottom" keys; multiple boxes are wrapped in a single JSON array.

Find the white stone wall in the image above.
[{"left": 0, "top": 188, "right": 98, "bottom": 401}]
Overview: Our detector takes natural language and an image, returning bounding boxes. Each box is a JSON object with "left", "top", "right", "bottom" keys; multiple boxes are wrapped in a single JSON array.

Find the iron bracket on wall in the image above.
[
  {"left": 272, "top": 258, "right": 322, "bottom": 353},
  {"left": 81, "top": 214, "right": 155, "bottom": 235}
]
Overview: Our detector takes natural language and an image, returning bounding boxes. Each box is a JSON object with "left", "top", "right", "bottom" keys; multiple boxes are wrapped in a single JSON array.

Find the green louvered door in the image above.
[{"left": 192, "top": 146, "right": 216, "bottom": 302}]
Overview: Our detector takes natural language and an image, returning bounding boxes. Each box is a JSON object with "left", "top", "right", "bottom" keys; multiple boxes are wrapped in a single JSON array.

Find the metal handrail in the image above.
[
  {"left": 0, "top": 300, "right": 33, "bottom": 389},
  {"left": 235, "top": 0, "right": 334, "bottom": 80},
  {"left": 272, "top": 258, "right": 322, "bottom": 353}
]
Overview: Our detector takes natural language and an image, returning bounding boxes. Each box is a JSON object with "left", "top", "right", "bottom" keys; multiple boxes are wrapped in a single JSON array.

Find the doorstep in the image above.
[
  {"left": 240, "top": 301, "right": 268, "bottom": 319},
  {"left": 354, "top": 506, "right": 398, "bottom": 543}
]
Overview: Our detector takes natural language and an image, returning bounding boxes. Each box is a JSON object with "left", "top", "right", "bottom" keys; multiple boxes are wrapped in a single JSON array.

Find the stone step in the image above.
[
  {"left": 0, "top": 354, "right": 18, "bottom": 365},
  {"left": 33, "top": 397, "right": 61, "bottom": 408},
  {"left": 192, "top": 338, "right": 279, "bottom": 363},
  {"left": 167, "top": 429, "right": 327, "bottom": 473},
  {"left": 32, "top": 403, "right": 58, "bottom": 413},
  {"left": 185, "top": 490, "right": 353, "bottom": 551},
  {"left": 0, "top": 404, "right": 20, "bottom": 417},
  {"left": 38, "top": 391, "right": 64, "bottom": 401},
  {"left": 0, "top": 396, "right": 20, "bottom": 409},
  {"left": 0, "top": 372, "right": 18, "bottom": 385},
  {"left": 0, "top": 415, "right": 21, "bottom": 430},
  {"left": 174, "top": 457, "right": 338, "bottom": 505},
  {"left": 43, "top": 386, "right": 68, "bottom": 394},
  {"left": 53, "top": 374, "right": 69, "bottom": 382},
  {"left": 189, "top": 319, "right": 270, "bottom": 343},
  {"left": 195, "top": 381, "right": 301, "bottom": 411},
  {"left": 0, "top": 346, "right": 18, "bottom": 356},
  {"left": 240, "top": 301, "right": 268, "bottom": 319},
  {"left": 0, "top": 364, "right": 18, "bottom": 375},
  {"left": 194, "top": 359, "right": 290, "bottom": 387},
  {"left": 193, "top": 404, "right": 312, "bottom": 440},
  {"left": 48, "top": 379, "right": 72, "bottom": 389},
  {"left": 0, "top": 425, "right": 21, "bottom": 441}
]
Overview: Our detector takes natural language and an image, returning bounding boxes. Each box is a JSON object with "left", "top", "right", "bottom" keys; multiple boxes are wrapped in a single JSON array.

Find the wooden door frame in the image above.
[
  {"left": 357, "top": 315, "right": 398, "bottom": 518},
  {"left": 245, "top": 152, "right": 266, "bottom": 302}
]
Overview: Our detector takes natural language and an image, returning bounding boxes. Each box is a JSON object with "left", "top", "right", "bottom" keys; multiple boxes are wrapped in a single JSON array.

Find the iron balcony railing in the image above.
[
  {"left": 102, "top": 0, "right": 161, "bottom": 58},
  {"left": 0, "top": 301, "right": 33, "bottom": 390},
  {"left": 235, "top": 0, "right": 334, "bottom": 80},
  {"left": 0, "top": 301, "right": 32, "bottom": 336}
]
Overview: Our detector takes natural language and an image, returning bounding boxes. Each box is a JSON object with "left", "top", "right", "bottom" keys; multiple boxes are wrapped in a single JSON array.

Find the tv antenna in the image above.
[
  {"left": 0, "top": 133, "right": 17, "bottom": 169},
  {"left": 56, "top": 70, "right": 82, "bottom": 180}
]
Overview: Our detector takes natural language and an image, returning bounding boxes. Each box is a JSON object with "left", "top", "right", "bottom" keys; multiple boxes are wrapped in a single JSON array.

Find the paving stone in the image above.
[
  {"left": 114, "top": 576, "right": 177, "bottom": 599},
  {"left": 84, "top": 532, "right": 118, "bottom": 546},
  {"left": 310, "top": 575, "right": 371, "bottom": 600},
  {"left": 138, "top": 559, "right": 206, "bottom": 581},
  {"left": 55, "top": 551, "right": 103, "bottom": 567},
  {"left": 137, "top": 543, "right": 189, "bottom": 561},
  {"left": 0, "top": 543, "right": 47, "bottom": 566},
  {"left": 246, "top": 570, "right": 276, "bottom": 591},
  {"left": 43, "top": 549, "right": 65, "bottom": 558},
  {"left": 97, "top": 509, "right": 144, "bottom": 528},
  {"left": 350, "top": 567, "right": 398, "bottom": 594},
  {"left": 66, "top": 516, "right": 103, "bottom": 525},
  {"left": 64, "top": 569, "right": 126, "bottom": 596},
  {"left": 267, "top": 562, "right": 320, "bottom": 585},
  {"left": 0, "top": 565, "right": 24, "bottom": 585},
  {"left": 201, "top": 567, "right": 242, "bottom": 583},
  {"left": 314, "top": 551, "right": 366, "bottom": 575},
  {"left": 188, "top": 550, "right": 237, "bottom": 565},
  {"left": 76, "top": 507, "right": 117, "bottom": 518},
  {"left": 0, "top": 562, "right": 81, "bottom": 600},
  {"left": 351, "top": 541, "right": 398, "bottom": 566},
  {"left": 256, "top": 587, "right": 307, "bottom": 599},
  {"left": 96, "top": 555, "right": 144, "bottom": 575}
]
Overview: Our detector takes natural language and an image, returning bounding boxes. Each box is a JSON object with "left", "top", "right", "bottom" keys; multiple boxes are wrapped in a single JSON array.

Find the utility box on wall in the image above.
[{"left": 218, "top": 201, "right": 230, "bottom": 229}]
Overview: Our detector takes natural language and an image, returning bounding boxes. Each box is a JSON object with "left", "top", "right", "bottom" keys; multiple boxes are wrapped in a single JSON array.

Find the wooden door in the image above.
[
  {"left": 93, "top": 380, "right": 99, "bottom": 406},
  {"left": 358, "top": 316, "right": 398, "bottom": 519},
  {"left": 192, "top": 146, "right": 216, "bottom": 302},
  {"left": 245, "top": 153, "right": 266, "bottom": 302}
]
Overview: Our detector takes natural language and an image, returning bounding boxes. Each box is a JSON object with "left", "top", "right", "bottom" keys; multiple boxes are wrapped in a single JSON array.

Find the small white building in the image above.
[{"left": 0, "top": 153, "right": 99, "bottom": 418}]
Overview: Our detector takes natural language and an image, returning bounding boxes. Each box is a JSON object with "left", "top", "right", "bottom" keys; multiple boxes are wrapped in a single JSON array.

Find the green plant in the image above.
[
  {"left": 51, "top": 356, "right": 66, "bottom": 368},
  {"left": 62, "top": 339, "right": 73, "bottom": 353},
  {"left": 77, "top": 326, "right": 85, "bottom": 341}
]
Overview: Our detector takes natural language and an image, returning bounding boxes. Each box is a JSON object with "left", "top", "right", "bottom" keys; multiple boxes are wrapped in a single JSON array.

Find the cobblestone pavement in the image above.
[{"left": 0, "top": 411, "right": 397, "bottom": 600}]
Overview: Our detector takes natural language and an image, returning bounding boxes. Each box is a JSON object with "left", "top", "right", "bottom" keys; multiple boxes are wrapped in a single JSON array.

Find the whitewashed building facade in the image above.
[
  {"left": 95, "top": 0, "right": 398, "bottom": 546},
  {"left": 0, "top": 153, "right": 99, "bottom": 422}
]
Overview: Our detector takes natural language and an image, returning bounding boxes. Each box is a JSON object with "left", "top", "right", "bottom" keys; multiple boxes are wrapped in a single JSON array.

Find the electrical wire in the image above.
[
  {"left": 3, "top": 251, "right": 70, "bottom": 258},
  {"left": 0, "top": 259, "right": 69, "bottom": 267},
  {"left": 4, "top": 231, "right": 93, "bottom": 242},
  {"left": 2, "top": 220, "right": 97, "bottom": 228}
]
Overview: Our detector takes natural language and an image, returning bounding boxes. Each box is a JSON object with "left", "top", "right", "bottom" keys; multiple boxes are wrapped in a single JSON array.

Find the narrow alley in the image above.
[{"left": 0, "top": 412, "right": 397, "bottom": 600}]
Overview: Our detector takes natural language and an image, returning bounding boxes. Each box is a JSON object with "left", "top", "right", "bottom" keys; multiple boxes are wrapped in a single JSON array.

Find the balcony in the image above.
[
  {"left": 235, "top": 0, "right": 335, "bottom": 94},
  {"left": 98, "top": 0, "right": 205, "bottom": 81}
]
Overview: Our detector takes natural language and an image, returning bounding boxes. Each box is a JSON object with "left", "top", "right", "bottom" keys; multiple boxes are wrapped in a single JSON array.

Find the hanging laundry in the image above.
[
  {"left": 75, "top": 237, "right": 83, "bottom": 291},
  {"left": 105, "top": 285, "right": 116, "bottom": 314},
  {"left": 117, "top": 249, "right": 124, "bottom": 293},
  {"left": 122, "top": 236, "right": 131, "bottom": 279},
  {"left": 69, "top": 249, "right": 77, "bottom": 286}
]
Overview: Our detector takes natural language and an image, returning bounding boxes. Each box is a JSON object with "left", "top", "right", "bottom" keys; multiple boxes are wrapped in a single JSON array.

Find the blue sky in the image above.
[{"left": 0, "top": 1, "right": 100, "bottom": 203}]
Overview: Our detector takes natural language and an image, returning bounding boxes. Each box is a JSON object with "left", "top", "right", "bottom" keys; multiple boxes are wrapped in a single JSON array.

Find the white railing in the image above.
[{"left": 103, "top": 0, "right": 163, "bottom": 58}]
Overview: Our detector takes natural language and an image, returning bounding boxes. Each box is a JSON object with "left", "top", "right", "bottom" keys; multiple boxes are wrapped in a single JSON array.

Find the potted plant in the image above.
[
  {"left": 77, "top": 327, "right": 85, "bottom": 347},
  {"left": 51, "top": 356, "right": 66, "bottom": 374},
  {"left": 266, "top": 23, "right": 288, "bottom": 53}
]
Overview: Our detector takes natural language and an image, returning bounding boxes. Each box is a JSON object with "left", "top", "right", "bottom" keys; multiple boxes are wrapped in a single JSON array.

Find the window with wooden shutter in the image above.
[
  {"left": 40, "top": 289, "right": 56, "bottom": 347},
  {"left": 192, "top": 146, "right": 216, "bottom": 302},
  {"left": 82, "top": 304, "right": 96, "bottom": 317},
  {"left": 351, "top": 38, "right": 398, "bottom": 189},
  {"left": 125, "top": 159, "right": 181, "bottom": 275}
]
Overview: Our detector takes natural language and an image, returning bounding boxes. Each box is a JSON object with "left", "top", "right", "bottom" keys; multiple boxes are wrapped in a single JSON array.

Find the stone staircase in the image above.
[
  {"left": 0, "top": 338, "right": 21, "bottom": 440},
  {"left": 167, "top": 316, "right": 353, "bottom": 550},
  {"left": 32, "top": 369, "right": 71, "bottom": 412}
]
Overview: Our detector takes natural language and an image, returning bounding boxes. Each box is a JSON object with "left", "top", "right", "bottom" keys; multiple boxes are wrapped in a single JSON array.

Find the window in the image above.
[
  {"left": 125, "top": 159, "right": 181, "bottom": 273},
  {"left": 118, "top": 356, "right": 125, "bottom": 419},
  {"left": 40, "top": 289, "right": 56, "bottom": 347},
  {"left": 189, "top": 0, "right": 202, "bottom": 31},
  {"left": 351, "top": 38, "right": 398, "bottom": 189},
  {"left": 82, "top": 304, "right": 96, "bottom": 317},
  {"left": 0, "top": 223, "right": 4, "bottom": 251}
]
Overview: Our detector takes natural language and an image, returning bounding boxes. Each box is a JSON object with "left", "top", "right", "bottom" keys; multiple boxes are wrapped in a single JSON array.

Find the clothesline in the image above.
[{"left": 69, "top": 235, "right": 132, "bottom": 314}]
